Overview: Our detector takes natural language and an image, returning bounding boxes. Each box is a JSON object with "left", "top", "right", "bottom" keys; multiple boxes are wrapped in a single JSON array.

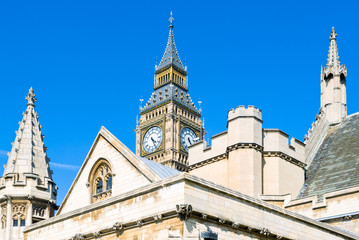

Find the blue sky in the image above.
[{"left": 0, "top": 0, "right": 359, "bottom": 205}]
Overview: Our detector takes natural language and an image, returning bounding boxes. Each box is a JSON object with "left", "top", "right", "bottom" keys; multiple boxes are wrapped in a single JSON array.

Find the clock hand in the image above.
[
  {"left": 188, "top": 138, "right": 192, "bottom": 145},
  {"left": 151, "top": 137, "right": 156, "bottom": 144}
]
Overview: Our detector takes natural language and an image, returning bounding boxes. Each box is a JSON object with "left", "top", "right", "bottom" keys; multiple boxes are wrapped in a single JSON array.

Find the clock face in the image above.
[
  {"left": 180, "top": 127, "right": 198, "bottom": 151},
  {"left": 143, "top": 126, "right": 163, "bottom": 153}
]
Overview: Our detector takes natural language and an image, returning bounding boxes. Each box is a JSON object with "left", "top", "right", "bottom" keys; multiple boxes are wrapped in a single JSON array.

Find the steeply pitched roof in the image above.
[
  {"left": 57, "top": 126, "right": 179, "bottom": 215},
  {"left": 3, "top": 88, "right": 53, "bottom": 179},
  {"left": 155, "top": 12, "right": 186, "bottom": 74},
  {"left": 300, "top": 113, "right": 359, "bottom": 198}
]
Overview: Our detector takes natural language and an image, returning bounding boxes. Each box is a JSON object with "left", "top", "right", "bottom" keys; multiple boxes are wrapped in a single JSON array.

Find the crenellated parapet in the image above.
[
  {"left": 189, "top": 105, "right": 305, "bottom": 197},
  {"left": 227, "top": 105, "right": 262, "bottom": 123},
  {"left": 263, "top": 129, "right": 305, "bottom": 168}
]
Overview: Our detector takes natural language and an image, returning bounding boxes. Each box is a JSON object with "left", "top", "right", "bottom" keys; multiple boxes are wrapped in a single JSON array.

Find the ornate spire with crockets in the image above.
[
  {"left": 324, "top": 27, "right": 347, "bottom": 77},
  {"left": 155, "top": 12, "right": 186, "bottom": 75},
  {"left": 3, "top": 88, "right": 52, "bottom": 179}
]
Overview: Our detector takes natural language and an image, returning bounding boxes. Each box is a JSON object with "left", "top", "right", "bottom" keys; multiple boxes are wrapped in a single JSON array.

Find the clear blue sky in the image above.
[{"left": 0, "top": 0, "right": 358, "bottom": 205}]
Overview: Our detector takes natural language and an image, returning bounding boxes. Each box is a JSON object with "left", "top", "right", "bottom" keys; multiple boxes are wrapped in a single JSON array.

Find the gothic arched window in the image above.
[
  {"left": 12, "top": 213, "right": 25, "bottom": 227},
  {"left": 89, "top": 159, "right": 113, "bottom": 203}
]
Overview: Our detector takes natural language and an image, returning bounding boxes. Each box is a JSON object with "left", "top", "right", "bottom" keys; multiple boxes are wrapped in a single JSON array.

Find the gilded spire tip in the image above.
[
  {"left": 26, "top": 87, "right": 37, "bottom": 107},
  {"left": 169, "top": 11, "right": 174, "bottom": 29}
]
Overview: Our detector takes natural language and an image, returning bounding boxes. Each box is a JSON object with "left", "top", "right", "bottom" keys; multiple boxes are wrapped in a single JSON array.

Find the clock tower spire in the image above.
[{"left": 136, "top": 13, "right": 203, "bottom": 171}]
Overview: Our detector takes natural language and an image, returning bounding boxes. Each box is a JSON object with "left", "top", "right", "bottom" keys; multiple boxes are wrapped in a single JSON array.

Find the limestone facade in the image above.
[
  {"left": 188, "top": 105, "right": 305, "bottom": 198},
  {"left": 23, "top": 172, "right": 358, "bottom": 240}
]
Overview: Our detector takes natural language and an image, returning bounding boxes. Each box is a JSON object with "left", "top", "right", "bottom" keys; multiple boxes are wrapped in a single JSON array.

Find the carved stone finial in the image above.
[
  {"left": 27, "top": 194, "right": 34, "bottom": 200},
  {"left": 330, "top": 27, "right": 337, "bottom": 40},
  {"left": 26, "top": 87, "right": 37, "bottom": 107},
  {"left": 169, "top": 11, "right": 174, "bottom": 29},
  {"left": 93, "top": 232, "right": 101, "bottom": 238},
  {"left": 176, "top": 204, "right": 192, "bottom": 220}
]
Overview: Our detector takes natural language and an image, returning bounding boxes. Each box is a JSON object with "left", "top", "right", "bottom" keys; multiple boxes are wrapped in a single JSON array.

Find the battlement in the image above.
[
  {"left": 263, "top": 129, "right": 305, "bottom": 163},
  {"left": 227, "top": 105, "right": 262, "bottom": 122}
]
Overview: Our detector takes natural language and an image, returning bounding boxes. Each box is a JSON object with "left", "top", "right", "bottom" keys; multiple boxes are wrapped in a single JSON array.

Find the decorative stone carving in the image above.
[
  {"left": 71, "top": 233, "right": 84, "bottom": 240},
  {"left": 344, "top": 215, "right": 353, "bottom": 220},
  {"left": 260, "top": 228, "right": 270, "bottom": 236},
  {"left": 153, "top": 214, "right": 162, "bottom": 221},
  {"left": 232, "top": 222, "right": 240, "bottom": 228},
  {"left": 176, "top": 204, "right": 192, "bottom": 220},
  {"left": 112, "top": 222, "right": 123, "bottom": 231},
  {"left": 218, "top": 218, "right": 225, "bottom": 224},
  {"left": 201, "top": 214, "right": 207, "bottom": 220},
  {"left": 136, "top": 220, "right": 143, "bottom": 227}
]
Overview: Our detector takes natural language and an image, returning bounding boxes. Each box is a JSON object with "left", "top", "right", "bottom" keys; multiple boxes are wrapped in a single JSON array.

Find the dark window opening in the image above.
[
  {"left": 13, "top": 220, "right": 18, "bottom": 227},
  {"left": 96, "top": 179, "right": 103, "bottom": 194},
  {"left": 20, "top": 220, "right": 25, "bottom": 226},
  {"left": 106, "top": 175, "right": 112, "bottom": 191}
]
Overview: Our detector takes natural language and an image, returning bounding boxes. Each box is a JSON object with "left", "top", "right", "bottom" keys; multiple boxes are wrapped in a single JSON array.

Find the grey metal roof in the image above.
[
  {"left": 299, "top": 113, "right": 359, "bottom": 198},
  {"left": 140, "top": 84, "right": 201, "bottom": 115},
  {"left": 139, "top": 156, "right": 180, "bottom": 179},
  {"left": 155, "top": 23, "right": 186, "bottom": 74}
]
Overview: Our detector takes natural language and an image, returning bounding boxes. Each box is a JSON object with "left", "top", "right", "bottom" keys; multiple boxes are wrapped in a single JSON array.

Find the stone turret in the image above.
[
  {"left": 321, "top": 27, "right": 347, "bottom": 124},
  {"left": 0, "top": 88, "right": 57, "bottom": 240},
  {"left": 227, "top": 106, "right": 263, "bottom": 197},
  {"left": 305, "top": 28, "right": 348, "bottom": 166}
]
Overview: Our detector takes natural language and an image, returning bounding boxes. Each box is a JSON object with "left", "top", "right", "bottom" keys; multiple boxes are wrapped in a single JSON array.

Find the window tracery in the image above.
[
  {"left": 89, "top": 160, "right": 113, "bottom": 203},
  {"left": 12, "top": 204, "right": 26, "bottom": 227},
  {"left": 33, "top": 206, "right": 45, "bottom": 218}
]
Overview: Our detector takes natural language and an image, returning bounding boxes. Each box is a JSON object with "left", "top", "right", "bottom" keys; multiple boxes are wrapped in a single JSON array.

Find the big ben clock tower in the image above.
[{"left": 136, "top": 13, "right": 204, "bottom": 171}]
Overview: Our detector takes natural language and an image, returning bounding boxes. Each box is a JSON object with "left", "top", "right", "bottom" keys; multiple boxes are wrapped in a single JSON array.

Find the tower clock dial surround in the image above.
[
  {"left": 143, "top": 126, "right": 163, "bottom": 153},
  {"left": 180, "top": 127, "right": 198, "bottom": 151}
]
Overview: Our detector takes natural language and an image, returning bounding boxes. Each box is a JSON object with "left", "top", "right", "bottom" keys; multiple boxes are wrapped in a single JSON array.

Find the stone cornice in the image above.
[
  {"left": 227, "top": 142, "right": 263, "bottom": 152},
  {"left": 24, "top": 174, "right": 359, "bottom": 239},
  {"left": 263, "top": 151, "right": 306, "bottom": 169},
  {"left": 189, "top": 142, "right": 263, "bottom": 170},
  {"left": 60, "top": 205, "right": 291, "bottom": 240},
  {"left": 189, "top": 143, "right": 306, "bottom": 170},
  {"left": 188, "top": 153, "right": 227, "bottom": 170}
]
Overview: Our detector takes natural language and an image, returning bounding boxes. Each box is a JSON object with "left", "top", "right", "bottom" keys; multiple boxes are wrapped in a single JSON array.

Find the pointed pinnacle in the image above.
[
  {"left": 169, "top": 11, "right": 174, "bottom": 29},
  {"left": 330, "top": 27, "right": 337, "bottom": 40},
  {"left": 25, "top": 87, "right": 37, "bottom": 107}
]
